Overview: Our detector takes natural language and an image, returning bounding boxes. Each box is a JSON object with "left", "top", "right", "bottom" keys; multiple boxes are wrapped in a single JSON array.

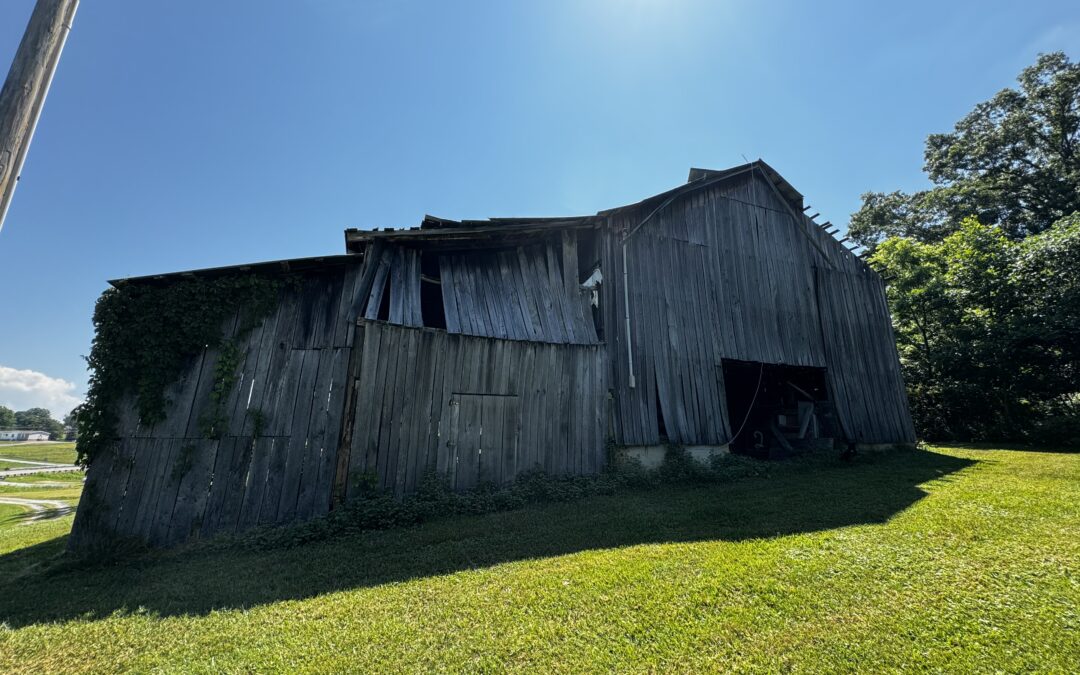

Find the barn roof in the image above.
[
  {"left": 108, "top": 254, "right": 362, "bottom": 287},
  {"left": 109, "top": 160, "right": 822, "bottom": 287},
  {"left": 342, "top": 159, "right": 804, "bottom": 252}
]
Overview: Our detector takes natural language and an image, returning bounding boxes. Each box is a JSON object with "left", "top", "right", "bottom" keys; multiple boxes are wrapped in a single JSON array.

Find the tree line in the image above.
[
  {"left": 852, "top": 52, "right": 1079, "bottom": 446},
  {"left": 0, "top": 405, "right": 70, "bottom": 440}
]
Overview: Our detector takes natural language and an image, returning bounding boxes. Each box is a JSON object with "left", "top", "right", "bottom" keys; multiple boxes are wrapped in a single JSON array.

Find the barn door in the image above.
[{"left": 447, "top": 393, "right": 520, "bottom": 490}]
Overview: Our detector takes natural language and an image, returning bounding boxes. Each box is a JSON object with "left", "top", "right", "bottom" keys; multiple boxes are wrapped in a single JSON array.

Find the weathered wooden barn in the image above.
[{"left": 69, "top": 161, "right": 915, "bottom": 550}]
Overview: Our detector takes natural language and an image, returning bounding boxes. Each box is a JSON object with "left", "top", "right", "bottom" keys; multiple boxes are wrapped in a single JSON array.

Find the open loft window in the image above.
[
  {"left": 360, "top": 233, "right": 602, "bottom": 343},
  {"left": 722, "top": 360, "right": 831, "bottom": 457},
  {"left": 420, "top": 252, "right": 447, "bottom": 329}
]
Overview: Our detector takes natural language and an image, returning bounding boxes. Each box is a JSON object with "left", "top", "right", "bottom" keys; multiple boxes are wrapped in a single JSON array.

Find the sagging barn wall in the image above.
[
  {"left": 69, "top": 262, "right": 371, "bottom": 550},
  {"left": 599, "top": 170, "right": 915, "bottom": 447},
  {"left": 69, "top": 245, "right": 609, "bottom": 551},
  {"left": 341, "top": 321, "right": 606, "bottom": 499}
]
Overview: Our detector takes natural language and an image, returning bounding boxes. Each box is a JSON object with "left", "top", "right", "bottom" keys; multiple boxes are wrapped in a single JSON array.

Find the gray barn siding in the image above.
[
  {"left": 601, "top": 171, "right": 914, "bottom": 447},
  {"left": 816, "top": 268, "right": 916, "bottom": 443},
  {"left": 342, "top": 321, "right": 608, "bottom": 498},
  {"left": 440, "top": 242, "right": 598, "bottom": 345},
  {"left": 69, "top": 259, "right": 376, "bottom": 550},
  {"left": 69, "top": 250, "right": 609, "bottom": 550}
]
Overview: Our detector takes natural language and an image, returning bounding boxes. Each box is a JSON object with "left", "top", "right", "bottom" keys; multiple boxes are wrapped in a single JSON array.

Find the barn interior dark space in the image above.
[
  {"left": 420, "top": 251, "right": 447, "bottom": 329},
  {"left": 655, "top": 383, "right": 669, "bottom": 441},
  {"left": 375, "top": 267, "right": 392, "bottom": 321},
  {"left": 723, "top": 360, "right": 830, "bottom": 456},
  {"left": 575, "top": 231, "right": 603, "bottom": 340}
]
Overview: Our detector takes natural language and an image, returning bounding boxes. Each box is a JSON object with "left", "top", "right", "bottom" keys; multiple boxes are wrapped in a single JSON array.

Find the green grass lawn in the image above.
[
  {"left": 0, "top": 471, "right": 84, "bottom": 485},
  {"left": 0, "top": 473, "right": 81, "bottom": 562},
  {"left": 0, "top": 442, "right": 78, "bottom": 468},
  {"left": 0, "top": 445, "right": 1076, "bottom": 673}
]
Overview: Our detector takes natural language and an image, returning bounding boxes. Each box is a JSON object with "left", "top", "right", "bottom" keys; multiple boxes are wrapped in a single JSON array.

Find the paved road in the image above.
[{"left": 0, "top": 496, "right": 75, "bottom": 522}]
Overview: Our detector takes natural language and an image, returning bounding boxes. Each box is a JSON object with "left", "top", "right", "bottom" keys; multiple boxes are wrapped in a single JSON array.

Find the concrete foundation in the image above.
[{"left": 622, "top": 444, "right": 730, "bottom": 469}]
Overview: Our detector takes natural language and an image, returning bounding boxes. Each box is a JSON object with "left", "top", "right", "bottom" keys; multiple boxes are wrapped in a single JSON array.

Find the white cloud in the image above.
[{"left": 0, "top": 365, "right": 83, "bottom": 417}]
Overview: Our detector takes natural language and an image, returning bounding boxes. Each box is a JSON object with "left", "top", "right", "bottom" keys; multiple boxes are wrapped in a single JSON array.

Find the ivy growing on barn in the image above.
[{"left": 75, "top": 274, "right": 287, "bottom": 466}]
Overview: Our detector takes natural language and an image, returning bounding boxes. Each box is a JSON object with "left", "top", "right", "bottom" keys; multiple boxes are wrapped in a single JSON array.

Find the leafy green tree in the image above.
[
  {"left": 63, "top": 410, "right": 80, "bottom": 440},
  {"left": 14, "top": 408, "right": 65, "bottom": 439},
  {"left": 871, "top": 216, "right": 1080, "bottom": 442},
  {"left": 851, "top": 52, "right": 1080, "bottom": 248},
  {"left": 0, "top": 405, "right": 14, "bottom": 429}
]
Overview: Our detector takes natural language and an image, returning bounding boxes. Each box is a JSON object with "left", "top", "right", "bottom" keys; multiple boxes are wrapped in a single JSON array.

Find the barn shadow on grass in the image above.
[{"left": 0, "top": 448, "right": 974, "bottom": 628}]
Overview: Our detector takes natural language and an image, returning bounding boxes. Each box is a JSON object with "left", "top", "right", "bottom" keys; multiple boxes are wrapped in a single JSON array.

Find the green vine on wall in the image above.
[
  {"left": 75, "top": 274, "right": 287, "bottom": 467},
  {"left": 198, "top": 339, "right": 241, "bottom": 440}
]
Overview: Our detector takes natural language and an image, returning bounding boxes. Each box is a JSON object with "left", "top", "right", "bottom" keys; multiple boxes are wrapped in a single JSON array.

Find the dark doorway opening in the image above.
[{"left": 722, "top": 360, "right": 831, "bottom": 458}]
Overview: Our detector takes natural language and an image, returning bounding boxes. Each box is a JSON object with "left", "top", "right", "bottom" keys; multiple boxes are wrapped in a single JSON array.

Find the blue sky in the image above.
[{"left": 0, "top": 0, "right": 1076, "bottom": 416}]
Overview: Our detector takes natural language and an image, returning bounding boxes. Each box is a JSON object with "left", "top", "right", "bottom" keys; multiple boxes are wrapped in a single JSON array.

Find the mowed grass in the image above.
[
  {"left": 0, "top": 471, "right": 84, "bottom": 485},
  {"left": 0, "top": 445, "right": 1076, "bottom": 673},
  {"left": 0, "top": 472, "right": 82, "bottom": 559},
  {"left": 0, "top": 442, "right": 78, "bottom": 467}
]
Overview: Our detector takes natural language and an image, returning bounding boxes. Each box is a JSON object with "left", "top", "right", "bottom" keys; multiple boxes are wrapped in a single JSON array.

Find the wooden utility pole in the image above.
[{"left": 0, "top": 0, "right": 79, "bottom": 235}]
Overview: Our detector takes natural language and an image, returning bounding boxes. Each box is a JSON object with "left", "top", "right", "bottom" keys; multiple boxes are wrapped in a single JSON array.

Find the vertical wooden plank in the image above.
[
  {"left": 409, "top": 249, "right": 424, "bottom": 327},
  {"left": 294, "top": 348, "right": 338, "bottom": 520},
  {"left": 513, "top": 246, "right": 547, "bottom": 341},
  {"left": 419, "top": 328, "right": 448, "bottom": 478},
  {"left": 390, "top": 328, "right": 421, "bottom": 496},
  {"left": 94, "top": 439, "right": 137, "bottom": 540},
  {"left": 389, "top": 246, "right": 406, "bottom": 325},
  {"left": 204, "top": 435, "right": 251, "bottom": 536},
  {"left": 256, "top": 347, "right": 308, "bottom": 524},
  {"left": 545, "top": 242, "right": 576, "bottom": 343},
  {"left": 363, "top": 249, "right": 392, "bottom": 320},
  {"left": 112, "top": 438, "right": 152, "bottom": 538},
  {"left": 331, "top": 260, "right": 364, "bottom": 348},
  {"left": 305, "top": 274, "right": 341, "bottom": 350},
  {"left": 339, "top": 243, "right": 385, "bottom": 347},
  {"left": 478, "top": 393, "right": 500, "bottom": 485},
  {"left": 435, "top": 333, "right": 464, "bottom": 480},
  {"left": 198, "top": 435, "right": 239, "bottom": 536},
  {"left": 403, "top": 330, "right": 436, "bottom": 493},
  {"left": 439, "top": 255, "right": 462, "bottom": 333},
  {"left": 455, "top": 394, "right": 482, "bottom": 490},
  {"left": 237, "top": 436, "right": 276, "bottom": 531},
  {"left": 561, "top": 230, "right": 579, "bottom": 293},
  {"left": 67, "top": 441, "right": 117, "bottom": 551},
  {"left": 274, "top": 348, "right": 322, "bottom": 524},
  {"left": 165, "top": 438, "right": 219, "bottom": 546},
  {"left": 478, "top": 257, "right": 510, "bottom": 339},
  {"left": 328, "top": 337, "right": 363, "bottom": 508},
  {"left": 130, "top": 437, "right": 171, "bottom": 541},
  {"left": 373, "top": 325, "right": 406, "bottom": 491},
  {"left": 145, "top": 439, "right": 186, "bottom": 546},
  {"left": 347, "top": 322, "right": 384, "bottom": 498}
]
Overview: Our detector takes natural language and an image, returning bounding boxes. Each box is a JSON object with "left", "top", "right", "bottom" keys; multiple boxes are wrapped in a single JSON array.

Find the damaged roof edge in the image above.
[
  {"left": 344, "top": 218, "right": 598, "bottom": 251},
  {"left": 345, "top": 160, "right": 804, "bottom": 250},
  {"left": 108, "top": 253, "right": 364, "bottom": 288}
]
